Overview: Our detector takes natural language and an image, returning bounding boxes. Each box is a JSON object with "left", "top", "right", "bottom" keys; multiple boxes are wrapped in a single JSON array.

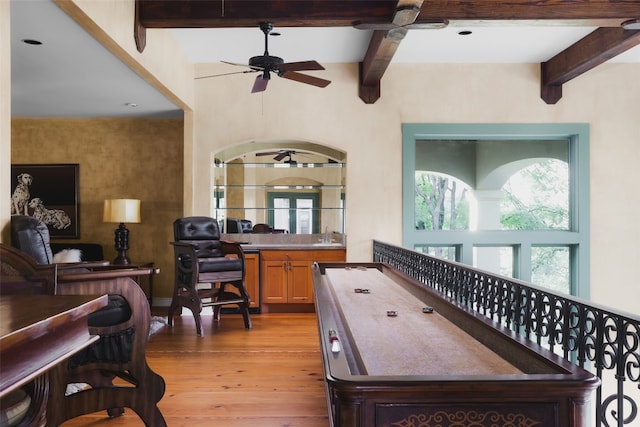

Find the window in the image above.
[
  {"left": 403, "top": 124, "right": 590, "bottom": 298},
  {"left": 268, "top": 192, "right": 320, "bottom": 234}
]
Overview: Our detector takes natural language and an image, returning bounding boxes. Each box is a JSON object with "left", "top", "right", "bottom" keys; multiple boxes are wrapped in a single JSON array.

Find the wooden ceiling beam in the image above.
[
  {"left": 417, "top": 1, "right": 640, "bottom": 21},
  {"left": 541, "top": 28, "right": 640, "bottom": 104},
  {"left": 136, "top": 0, "right": 396, "bottom": 28},
  {"left": 359, "top": 0, "right": 423, "bottom": 104},
  {"left": 136, "top": 0, "right": 640, "bottom": 29}
]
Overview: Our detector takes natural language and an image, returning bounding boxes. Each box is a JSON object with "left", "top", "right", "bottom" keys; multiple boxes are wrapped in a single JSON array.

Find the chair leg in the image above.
[
  {"left": 241, "top": 302, "right": 252, "bottom": 329},
  {"left": 235, "top": 279, "right": 252, "bottom": 329},
  {"left": 167, "top": 284, "right": 182, "bottom": 327},
  {"left": 168, "top": 289, "right": 205, "bottom": 336}
]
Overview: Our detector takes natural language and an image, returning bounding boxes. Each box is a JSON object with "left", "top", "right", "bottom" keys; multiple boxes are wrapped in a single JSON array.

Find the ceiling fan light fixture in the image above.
[{"left": 621, "top": 19, "right": 640, "bottom": 30}]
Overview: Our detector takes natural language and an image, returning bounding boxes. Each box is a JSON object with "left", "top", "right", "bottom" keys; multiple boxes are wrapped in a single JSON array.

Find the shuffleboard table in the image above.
[{"left": 312, "top": 262, "right": 599, "bottom": 427}]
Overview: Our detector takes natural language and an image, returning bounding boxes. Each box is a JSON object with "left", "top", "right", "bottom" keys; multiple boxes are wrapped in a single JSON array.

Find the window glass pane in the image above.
[
  {"left": 415, "top": 245, "right": 458, "bottom": 261},
  {"left": 501, "top": 159, "right": 569, "bottom": 231},
  {"left": 473, "top": 246, "right": 513, "bottom": 278},
  {"left": 414, "top": 172, "right": 472, "bottom": 231},
  {"left": 273, "top": 198, "right": 290, "bottom": 232},
  {"left": 296, "top": 198, "right": 313, "bottom": 234},
  {"left": 531, "top": 246, "right": 570, "bottom": 294}
]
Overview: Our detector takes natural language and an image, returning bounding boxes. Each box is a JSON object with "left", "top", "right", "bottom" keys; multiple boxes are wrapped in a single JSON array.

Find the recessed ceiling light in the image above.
[
  {"left": 124, "top": 102, "right": 138, "bottom": 108},
  {"left": 621, "top": 19, "right": 640, "bottom": 30},
  {"left": 458, "top": 30, "right": 472, "bottom": 36},
  {"left": 22, "top": 39, "right": 42, "bottom": 45}
]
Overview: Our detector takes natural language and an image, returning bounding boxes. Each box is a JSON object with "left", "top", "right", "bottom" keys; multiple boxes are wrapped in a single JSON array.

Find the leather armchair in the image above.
[{"left": 11, "top": 215, "right": 107, "bottom": 268}]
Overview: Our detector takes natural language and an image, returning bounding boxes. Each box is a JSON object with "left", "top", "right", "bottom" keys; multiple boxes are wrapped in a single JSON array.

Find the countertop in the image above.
[{"left": 240, "top": 243, "right": 345, "bottom": 251}]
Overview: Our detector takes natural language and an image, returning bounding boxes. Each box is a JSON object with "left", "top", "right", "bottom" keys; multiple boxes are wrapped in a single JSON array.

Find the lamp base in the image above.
[
  {"left": 113, "top": 252, "right": 131, "bottom": 265},
  {"left": 113, "top": 223, "right": 131, "bottom": 265}
]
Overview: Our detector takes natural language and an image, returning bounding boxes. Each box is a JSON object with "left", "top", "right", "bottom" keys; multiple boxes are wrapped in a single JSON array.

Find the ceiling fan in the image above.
[
  {"left": 256, "top": 150, "right": 310, "bottom": 164},
  {"left": 200, "top": 22, "right": 331, "bottom": 93}
]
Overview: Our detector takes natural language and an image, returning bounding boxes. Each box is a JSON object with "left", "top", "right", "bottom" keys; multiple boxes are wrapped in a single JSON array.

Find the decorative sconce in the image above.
[{"left": 103, "top": 199, "right": 141, "bottom": 265}]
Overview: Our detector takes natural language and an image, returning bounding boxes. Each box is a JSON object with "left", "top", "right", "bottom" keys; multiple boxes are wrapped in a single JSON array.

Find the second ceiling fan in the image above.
[
  {"left": 208, "top": 22, "right": 331, "bottom": 93},
  {"left": 256, "top": 150, "right": 310, "bottom": 164}
]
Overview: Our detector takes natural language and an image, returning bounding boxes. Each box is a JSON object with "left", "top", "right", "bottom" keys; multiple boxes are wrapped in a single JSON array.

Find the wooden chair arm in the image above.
[
  {"left": 221, "top": 240, "right": 245, "bottom": 258},
  {"left": 58, "top": 267, "right": 157, "bottom": 283},
  {"left": 56, "top": 260, "right": 110, "bottom": 270}
]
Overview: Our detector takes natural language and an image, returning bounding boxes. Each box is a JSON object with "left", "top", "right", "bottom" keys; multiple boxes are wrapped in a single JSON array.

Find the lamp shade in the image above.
[{"left": 103, "top": 199, "right": 141, "bottom": 223}]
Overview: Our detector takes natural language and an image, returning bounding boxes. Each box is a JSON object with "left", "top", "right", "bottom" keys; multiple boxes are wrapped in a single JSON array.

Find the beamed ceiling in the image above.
[{"left": 135, "top": 0, "right": 640, "bottom": 104}]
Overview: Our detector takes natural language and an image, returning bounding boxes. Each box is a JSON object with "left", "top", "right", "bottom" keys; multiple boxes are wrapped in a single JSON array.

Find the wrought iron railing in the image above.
[{"left": 373, "top": 240, "right": 640, "bottom": 427}]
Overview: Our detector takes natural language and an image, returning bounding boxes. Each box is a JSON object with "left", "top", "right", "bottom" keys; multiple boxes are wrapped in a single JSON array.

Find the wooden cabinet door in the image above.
[
  {"left": 244, "top": 253, "right": 260, "bottom": 308},
  {"left": 262, "top": 260, "right": 288, "bottom": 303},
  {"left": 288, "top": 261, "right": 313, "bottom": 303}
]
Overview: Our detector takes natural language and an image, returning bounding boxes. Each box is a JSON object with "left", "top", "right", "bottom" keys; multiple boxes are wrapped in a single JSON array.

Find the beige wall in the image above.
[
  {"left": 11, "top": 118, "right": 184, "bottom": 300},
  {"left": 192, "top": 61, "right": 640, "bottom": 314},
  {"left": 1, "top": 0, "right": 11, "bottom": 242}
]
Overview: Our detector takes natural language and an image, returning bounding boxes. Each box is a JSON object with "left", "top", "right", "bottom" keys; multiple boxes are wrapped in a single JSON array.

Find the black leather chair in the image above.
[
  {"left": 7, "top": 216, "right": 166, "bottom": 426},
  {"left": 169, "top": 216, "right": 252, "bottom": 336},
  {"left": 225, "top": 217, "right": 253, "bottom": 233}
]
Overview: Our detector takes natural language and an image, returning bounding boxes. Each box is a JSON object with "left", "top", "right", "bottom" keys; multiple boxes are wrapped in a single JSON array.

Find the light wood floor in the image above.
[{"left": 62, "top": 311, "right": 329, "bottom": 427}]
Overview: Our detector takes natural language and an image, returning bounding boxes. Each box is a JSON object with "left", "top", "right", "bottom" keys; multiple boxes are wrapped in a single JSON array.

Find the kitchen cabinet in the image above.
[
  {"left": 261, "top": 249, "right": 345, "bottom": 306},
  {"left": 244, "top": 252, "right": 260, "bottom": 308}
]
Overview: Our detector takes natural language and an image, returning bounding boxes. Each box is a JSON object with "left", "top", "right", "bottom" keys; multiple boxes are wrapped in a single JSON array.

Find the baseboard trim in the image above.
[{"left": 151, "top": 297, "right": 171, "bottom": 308}]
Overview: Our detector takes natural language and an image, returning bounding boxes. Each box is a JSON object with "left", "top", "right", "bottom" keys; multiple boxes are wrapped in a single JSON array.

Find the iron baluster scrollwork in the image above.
[{"left": 372, "top": 240, "right": 640, "bottom": 427}]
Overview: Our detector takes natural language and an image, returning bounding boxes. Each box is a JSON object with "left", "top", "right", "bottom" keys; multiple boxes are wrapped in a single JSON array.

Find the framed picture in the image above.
[{"left": 10, "top": 164, "right": 80, "bottom": 238}]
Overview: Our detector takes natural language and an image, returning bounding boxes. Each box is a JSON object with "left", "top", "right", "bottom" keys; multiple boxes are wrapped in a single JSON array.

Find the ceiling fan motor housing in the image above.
[{"left": 249, "top": 55, "right": 284, "bottom": 71}]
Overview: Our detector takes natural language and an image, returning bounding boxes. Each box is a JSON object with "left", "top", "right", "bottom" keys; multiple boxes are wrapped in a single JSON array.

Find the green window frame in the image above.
[
  {"left": 267, "top": 192, "right": 320, "bottom": 234},
  {"left": 402, "top": 123, "right": 590, "bottom": 298}
]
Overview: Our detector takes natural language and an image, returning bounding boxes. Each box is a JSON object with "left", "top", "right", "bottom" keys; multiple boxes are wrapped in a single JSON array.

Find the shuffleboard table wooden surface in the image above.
[{"left": 312, "top": 262, "right": 599, "bottom": 427}]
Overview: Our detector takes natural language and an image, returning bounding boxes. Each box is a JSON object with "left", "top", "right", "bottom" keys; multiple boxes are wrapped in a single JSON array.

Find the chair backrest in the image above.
[
  {"left": 225, "top": 218, "right": 253, "bottom": 233},
  {"left": 173, "top": 216, "right": 223, "bottom": 258},
  {"left": 252, "top": 223, "right": 273, "bottom": 233},
  {"left": 11, "top": 215, "right": 54, "bottom": 264}
]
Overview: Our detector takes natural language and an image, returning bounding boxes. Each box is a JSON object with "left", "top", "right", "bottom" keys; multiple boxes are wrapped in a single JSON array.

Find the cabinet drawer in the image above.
[
  {"left": 310, "top": 249, "right": 346, "bottom": 262},
  {"left": 261, "top": 250, "right": 311, "bottom": 262},
  {"left": 260, "top": 249, "right": 346, "bottom": 262}
]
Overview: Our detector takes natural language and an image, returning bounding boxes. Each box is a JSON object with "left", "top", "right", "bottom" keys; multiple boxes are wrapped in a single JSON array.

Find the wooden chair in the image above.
[
  {"left": 4, "top": 217, "right": 167, "bottom": 426},
  {"left": 169, "top": 216, "right": 252, "bottom": 336}
]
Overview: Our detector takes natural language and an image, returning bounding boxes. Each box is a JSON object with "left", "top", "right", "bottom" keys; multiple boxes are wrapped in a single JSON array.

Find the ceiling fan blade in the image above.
[
  {"left": 280, "top": 71, "right": 331, "bottom": 88},
  {"left": 221, "top": 60, "right": 251, "bottom": 68},
  {"left": 195, "top": 69, "right": 258, "bottom": 80},
  {"left": 278, "top": 60, "right": 325, "bottom": 72},
  {"left": 255, "top": 151, "right": 281, "bottom": 156},
  {"left": 251, "top": 75, "right": 269, "bottom": 93},
  {"left": 273, "top": 152, "right": 289, "bottom": 161}
]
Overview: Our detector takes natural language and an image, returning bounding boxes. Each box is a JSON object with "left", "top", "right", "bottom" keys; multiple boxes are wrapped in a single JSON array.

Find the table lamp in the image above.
[{"left": 103, "top": 198, "right": 140, "bottom": 265}]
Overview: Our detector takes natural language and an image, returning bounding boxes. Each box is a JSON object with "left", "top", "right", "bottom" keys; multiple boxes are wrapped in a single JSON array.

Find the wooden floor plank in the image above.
[{"left": 61, "top": 312, "right": 329, "bottom": 426}]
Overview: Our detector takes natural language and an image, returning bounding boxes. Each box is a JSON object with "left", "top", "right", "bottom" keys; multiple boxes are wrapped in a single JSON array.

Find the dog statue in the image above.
[
  {"left": 29, "top": 198, "right": 72, "bottom": 230},
  {"left": 10, "top": 173, "right": 33, "bottom": 215}
]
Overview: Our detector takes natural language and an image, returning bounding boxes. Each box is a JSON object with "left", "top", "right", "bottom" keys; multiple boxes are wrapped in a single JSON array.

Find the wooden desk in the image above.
[
  {"left": 312, "top": 263, "right": 599, "bottom": 427},
  {"left": 0, "top": 294, "right": 108, "bottom": 424}
]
